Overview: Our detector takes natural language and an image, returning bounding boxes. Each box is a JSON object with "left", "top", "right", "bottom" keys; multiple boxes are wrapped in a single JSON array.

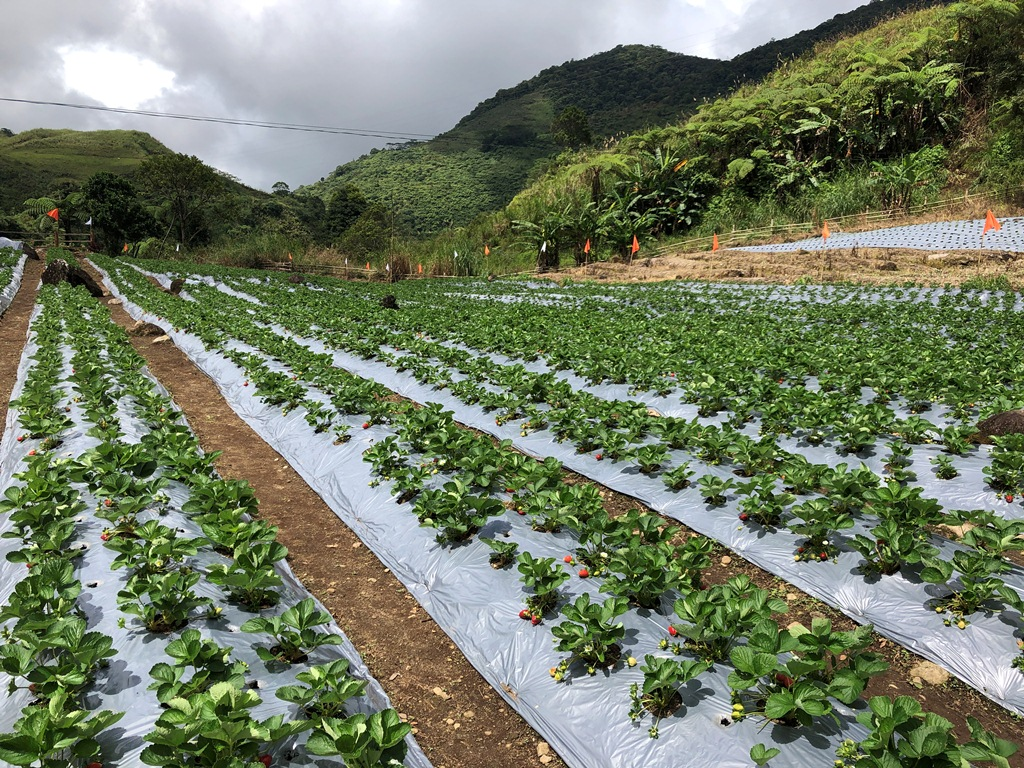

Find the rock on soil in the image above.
[
  {"left": 40, "top": 259, "right": 105, "bottom": 297},
  {"left": 909, "top": 661, "right": 950, "bottom": 687},
  {"left": 127, "top": 320, "right": 167, "bottom": 337}
]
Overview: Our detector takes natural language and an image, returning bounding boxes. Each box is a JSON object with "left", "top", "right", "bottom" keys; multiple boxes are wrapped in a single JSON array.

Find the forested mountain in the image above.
[{"left": 301, "top": 0, "right": 953, "bottom": 233}]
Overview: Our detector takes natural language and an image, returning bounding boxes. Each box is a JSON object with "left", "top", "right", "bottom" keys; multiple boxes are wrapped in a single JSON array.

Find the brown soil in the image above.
[
  {"left": 563, "top": 246, "right": 1023, "bottom": 286},
  {"left": 0, "top": 258, "right": 45, "bottom": 434},
  {"left": 69, "top": 262, "right": 565, "bottom": 768}
]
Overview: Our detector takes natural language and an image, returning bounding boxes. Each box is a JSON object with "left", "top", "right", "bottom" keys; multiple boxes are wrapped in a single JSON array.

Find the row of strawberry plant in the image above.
[
  {"left": 95, "top": 259, "right": 1024, "bottom": 698},
  {"left": 1, "top": 283, "right": 425, "bottom": 768},
  {"left": 92, "top": 259, "right": 1021, "bottom": 765}
]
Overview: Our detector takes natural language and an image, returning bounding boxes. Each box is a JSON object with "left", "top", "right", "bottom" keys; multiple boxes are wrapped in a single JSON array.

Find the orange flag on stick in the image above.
[
  {"left": 484, "top": 244, "right": 490, "bottom": 256},
  {"left": 584, "top": 238, "right": 591, "bottom": 254},
  {"left": 983, "top": 209, "right": 1002, "bottom": 236},
  {"left": 366, "top": 262, "right": 371, "bottom": 271},
  {"left": 631, "top": 235, "right": 640, "bottom": 255},
  {"left": 821, "top": 220, "right": 831, "bottom": 241},
  {"left": 122, "top": 243, "right": 129, "bottom": 253},
  {"left": 287, "top": 252, "right": 293, "bottom": 262},
  {"left": 46, "top": 208, "right": 59, "bottom": 221},
  {"left": 712, "top": 233, "right": 720, "bottom": 252},
  {"left": 417, "top": 263, "right": 423, "bottom": 274}
]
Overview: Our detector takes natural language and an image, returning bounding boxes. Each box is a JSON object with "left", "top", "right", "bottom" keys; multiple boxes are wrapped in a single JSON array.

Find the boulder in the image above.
[
  {"left": 876, "top": 261, "right": 898, "bottom": 271},
  {"left": 40, "top": 259, "right": 105, "bottom": 297},
  {"left": 22, "top": 243, "right": 41, "bottom": 261},
  {"left": 167, "top": 278, "right": 186, "bottom": 295},
  {"left": 128, "top": 320, "right": 167, "bottom": 337}
]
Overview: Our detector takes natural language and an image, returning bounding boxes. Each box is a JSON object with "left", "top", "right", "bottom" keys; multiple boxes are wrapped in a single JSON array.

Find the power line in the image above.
[{"left": 0, "top": 97, "right": 439, "bottom": 142}]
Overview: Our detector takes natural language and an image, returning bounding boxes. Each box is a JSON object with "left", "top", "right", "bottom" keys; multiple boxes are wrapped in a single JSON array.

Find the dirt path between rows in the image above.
[
  {"left": 0, "top": 258, "right": 44, "bottom": 437},
  {"left": 44, "top": 262, "right": 561, "bottom": 768}
]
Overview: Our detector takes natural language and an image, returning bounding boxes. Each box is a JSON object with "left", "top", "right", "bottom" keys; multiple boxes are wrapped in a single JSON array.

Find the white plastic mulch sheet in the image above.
[
  {"left": 174, "top": 274, "right": 1024, "bottom": 715},
  {"left": 731, "top": 216, "right": 1024, "bottom": 253},
  {"left": 91, "top": 264, "right": 890, "bottom": 768},
  {"left": 0, "top": 304, "right": 432, "bottom": 768},
  {"left": 0, "top": 250, "right": 27, "bottom": 316}
]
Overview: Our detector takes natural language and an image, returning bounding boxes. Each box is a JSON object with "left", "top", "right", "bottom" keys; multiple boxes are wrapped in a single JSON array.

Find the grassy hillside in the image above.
[
  {"left": 0, "top": 128, "right": 171, "bottom": 212},
  {"left": 456, "top": 0, "right": 1024, "bottom": 274},
  {"left": 300, "top": 0, "right": 953, "bottom": 234}
]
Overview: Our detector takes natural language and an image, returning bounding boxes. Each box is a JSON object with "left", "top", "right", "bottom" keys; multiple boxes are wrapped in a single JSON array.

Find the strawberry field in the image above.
[
  {"left": 0, "top": 249, "right": 429, "bottom": 768},
  {"left": 54, "top": 254, "right": 1020, "bottom": 767}
]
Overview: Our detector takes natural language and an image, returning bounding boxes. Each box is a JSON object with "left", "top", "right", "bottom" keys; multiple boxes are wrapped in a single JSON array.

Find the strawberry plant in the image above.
[
  {"left": 206, "top": 540, "right": 287, "bottom": 610},
  {"left": 850, "top": 519, "right": 938, "bottom": 576},
  {"left": 627, "top": 656, "right": 709, "bottom": 738},
  {"left": 240, "top": 598, "right": 344, "bottom": 663},
  {"left": 736, "top": 475, "right": 794, "bottom": 528},
  {"left": 516, "top": 552, "right": 570, "bottom": 617},
  {"left": 954, "top": 510, "right": 1024, "bottom": 558},
  {"left": 480, "top": 537, "right": 519, "bottom": 569},
  {"left": 834, "top": 696, "right": 1018, "bottom": 768},
  {"left": 304, "top": 709, "right": 410, "bottom": 767},
  {"left": 669, "top": 575, "right": 788, "bottom": 663},
  {"left": 920, "top": 550, "right": 1024, "bottom": 626},
  {"left": 787, "top": 498, "right": 853, "bottom": 561},
  {"left": 601, "top": 540, "right": 683, "bottom": 609},
  {"left": 550, "top": 593, "right": 628, "bottom": 679},
  {"left": 661, "top": 460, "right": 694, "bottom": 491},
  {"left": 148, "top": 629, "right": 249, "bottom": 704},
  {"left": 632, "top": 444, "right": 669, "bottom": 475},
  {"left": 0, "top": 689, "right": 123, "bottom": 768},
  {"left": 696, "top": 474, "right": 735, "bottom": 505},
  {"left": 930, "top": 454, "right": 959, "bottom": 480},
  {"left": 117, "top": 568, "right": 211, "bottom": 633},
  {"left": 141, "top": 681, "right": 310, "bottom": 767},
  {"left": 413, "top": 478, "right": 504, "bottom": 545},
  {"left": 275, "top": 659, "right": 368, "bottom": 724}
]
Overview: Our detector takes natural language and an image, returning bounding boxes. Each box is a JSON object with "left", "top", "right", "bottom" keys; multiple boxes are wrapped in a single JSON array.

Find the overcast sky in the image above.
[{"left": 1, "top": 0, "right": 865, "bottom": 192}]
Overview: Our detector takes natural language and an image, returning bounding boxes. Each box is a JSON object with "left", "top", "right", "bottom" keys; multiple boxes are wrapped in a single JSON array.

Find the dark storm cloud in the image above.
[{"left": 2, "top": 1, "right": 866, "bottom": 191}]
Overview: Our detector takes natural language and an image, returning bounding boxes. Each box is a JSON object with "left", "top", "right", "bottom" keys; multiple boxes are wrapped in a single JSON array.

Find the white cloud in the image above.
[{"left": 59, "top": 46, "right": 177, "bottom": 109}]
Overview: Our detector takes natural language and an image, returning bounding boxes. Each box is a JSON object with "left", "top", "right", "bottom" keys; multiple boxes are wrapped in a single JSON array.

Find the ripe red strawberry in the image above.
[
  {"left": 1005, "top": 494, "right": 1015, "bottom": 503},
  {"left": 519, "top": 609, "right": 531, "bottom": 620},
  {"left": 27, "top": 449, "right": 36, "bottom": 456},
  {"left": 16, "top": 435, "right": 24, "bottom": 442},
  {"left": 243, "top": 381, "right": 249, "bottom": 387},
  {"left": 667, "top": 625, "right": 678, "bottom": 637},
  {"left": 86, "top": 762, "right": 103, "bottom": 768},
  {"left": 563, "top": 555, "right": 574, "bottom": 564},
  {"left": 505, "top": 487, "right": 515, "bottom": 494},
  {"left": 797, "top": 547, "right": 805, "bottom": 553},
  {"left": 738, "top": 513, "right": 749, "bottom": 521},
  {"left": 258, "top": 755, "right": 272, "bottom": 768},
  {"left": 100, "top": 533, "right": 110, "bottom": 542},
  {"left": 775, "top": 673, "right": 795, "bottom": 688},
  {"left": 578, "top": 568, "right": 590, "bottom": 578},
  {"left": 530, "top": 615, "right": 541, "bottom": 626},
  {"left": 819, "top": 553, "right": 828, "bottom": 561},
  {"left": 595, "top": 453, "right": 603, "bottom": 461},
  {"left": 103, "top": 499, "right": 113, "bottom": 507}
]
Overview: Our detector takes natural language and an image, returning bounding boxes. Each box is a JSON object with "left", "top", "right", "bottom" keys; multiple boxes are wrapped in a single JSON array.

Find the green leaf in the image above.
[{"left": 750, "top": 743, "right": 781, "bottom": 766}]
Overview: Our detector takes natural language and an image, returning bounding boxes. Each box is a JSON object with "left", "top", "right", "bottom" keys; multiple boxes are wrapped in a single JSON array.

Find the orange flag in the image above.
[
  {"left": 584, "top": 238, "right": 591, "bottom": 254},
  {"left": 366, "top": 262, "right": 371, "bottom": 271},
  {"left": 712, "top": 233, "right": 720, "bottom": 252},
  {"left": 821, "top": 220, "right": 831, "bottom": 241},
  {"left": 46, "top": 208, "right": 59, "bottom": 221},
  {"left": 983, "top": 209, "right": 1001, "bottom": 236},
  {"left": 631, "top": 234, "right": 640, "bottom": 255},
  {"left": 287, "top": 252, "right": 293, "bottom": 262},
  {"left": 122, "top": 243, "right": 129, "bottom": 253},
  {"left": 417, "top": 263, "right": 423, "bottom": 274},
  {"left": 484, "top": 244, "right": 490, "bottom": 256}
]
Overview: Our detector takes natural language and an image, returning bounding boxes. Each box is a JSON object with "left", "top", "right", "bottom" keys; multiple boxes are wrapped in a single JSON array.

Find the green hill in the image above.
[
  {"left": 300, "top": 0, "right": 953, "bottom": 234},
  {"left": 0, "top": 128, "right": 172, "bottom": 212}
]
